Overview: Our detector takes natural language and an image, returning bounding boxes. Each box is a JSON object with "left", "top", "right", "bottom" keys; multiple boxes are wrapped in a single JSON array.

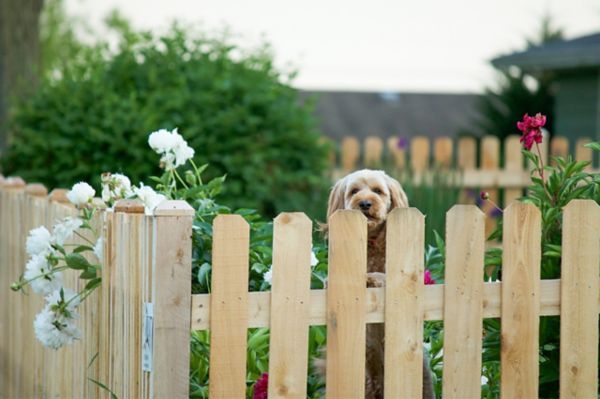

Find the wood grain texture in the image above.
[
  {"left": 387, "top": 137, "right": 406, "bottom": 168},
  {"left": 500, "top": 203, "right": 541, "bottom": 399},
  {"left": 151, "top": 201, "right": 194, "bottom": 399},
  {"left": 209, "top": 215, "right": 250, "bottom": 399},
  {"left": 326, "top": 210, "right": 367, "bottom": 398},
  {"left": 443, "top": 205, "right": 485, "bottom": 398},
  {"left": 559, "top": 200, "right": 600, "bottom": 398},
  {"left": 457, "top": 136, "right": 477, "bottom": 204},
  {"left": 575, "top": 138, "right": 592, "bottom": 171},
  {"left": 268, "top": 213, "right": 312, "bottom": 399},
  {"left": 384, "top": 208, "right": 424, "bottom": 398},
  {"left": 550, "top": 136, "right": 569, "bottom": 166}
]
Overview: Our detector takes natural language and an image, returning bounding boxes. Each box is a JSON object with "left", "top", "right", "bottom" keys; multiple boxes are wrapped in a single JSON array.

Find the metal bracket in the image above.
[{"left": 142, "top": 302, "right": 154, "bottom": 372}]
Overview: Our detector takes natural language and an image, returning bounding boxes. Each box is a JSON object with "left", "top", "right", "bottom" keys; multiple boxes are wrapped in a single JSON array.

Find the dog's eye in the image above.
[
  {"left": 373, "top": 188, "right": 383, "bottom": 195},
  {"left": 350, "top": 188, "right": 359, "bottom": 195}
]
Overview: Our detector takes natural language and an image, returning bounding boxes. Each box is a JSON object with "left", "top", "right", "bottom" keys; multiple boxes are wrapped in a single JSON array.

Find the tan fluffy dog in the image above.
[{"left": 325, "top": 169, "right": 435, "bottom": 399}]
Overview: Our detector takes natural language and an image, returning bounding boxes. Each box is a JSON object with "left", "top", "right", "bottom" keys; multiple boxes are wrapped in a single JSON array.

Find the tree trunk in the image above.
[{"left": 0, "top": 0, "right": 44, "bottom": 151}]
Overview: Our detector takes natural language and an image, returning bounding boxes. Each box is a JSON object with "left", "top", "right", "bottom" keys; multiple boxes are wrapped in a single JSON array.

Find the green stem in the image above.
[
  {"left": 15, "top": 265, "right": 69, "bottom": 288},
  {"left": 535, "top": 142, "right": 553, "bottom": 202},
  {"left": 74, "top": 231, "right": 95, "bottom": 246},
  {"left": 173, "top": 169, "right": 189, "bottom": 189},
  {"left": 190, "top": 159, "right": 203, "bottom": 185}
]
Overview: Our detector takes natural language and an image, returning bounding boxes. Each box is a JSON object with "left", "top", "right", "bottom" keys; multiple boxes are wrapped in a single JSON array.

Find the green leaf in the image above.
[
  {"left": 73, "top": 245, "right": 94, "bottom": 253},
  {"left": 85, "top": 277, "right": 102, "bottom": 290},
  {"left": 65, "top": 253, "right": 91, "bottom": 270},
  {"left": 87, "top": 378, "right": 118, "bottom": 399},
  {"left": 583, "top": 142, "right": 600, "bottom": 152},
  {"left": 79, "top": 269, "right": 97, "bottom": 279}
]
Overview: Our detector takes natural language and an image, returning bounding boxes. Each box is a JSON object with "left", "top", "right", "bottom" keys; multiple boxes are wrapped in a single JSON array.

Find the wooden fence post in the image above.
[
  {"left": 268, "top": 213, "right": 312, "bottom": 398},
  {"left": 384, "top": 208, "right": 425, "bottom": 398},
  {"left": 209, "top": 214, "right": 250, "bottom": 399},
  {"left": 443, "top": 205, "right": 485, "bottom": 398},
  {"left": 326, "top": 210, "right": 367, "bottom": 398},
  {"left": 559, "top": 200, "right": 600, "bottom": 398},
  {"left": 501, "top": 203, "right": 541, "bottom": 398},
  {"left": 151, "top": 200, "right": 194, "bottom": 399},
  {"left": 504, "top": 135, "right": 523, "bottom": 205}
]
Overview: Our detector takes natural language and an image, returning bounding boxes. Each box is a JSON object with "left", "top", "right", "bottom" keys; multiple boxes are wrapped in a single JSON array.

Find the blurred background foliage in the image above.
[{"left": 2, "top": 1, "right": 332, "bottom": 219}]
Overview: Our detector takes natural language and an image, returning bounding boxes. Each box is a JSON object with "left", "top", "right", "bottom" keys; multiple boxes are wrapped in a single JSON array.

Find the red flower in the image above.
[
  {"left": 424, "top": 269, "right": 435, "bottom": 285},
  {"left": 479, "top": 191, "right": 490, "bottom": 201},
  {"left": 517, "top": 113, "right": 546, "bottom": 150},
  {"left": 253, "top": 373, "right": 268, "bottom": 399}
]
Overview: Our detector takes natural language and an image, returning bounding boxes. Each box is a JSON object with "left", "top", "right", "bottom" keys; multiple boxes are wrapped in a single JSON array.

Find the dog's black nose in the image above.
[{"left": 359, "top": 200, "right": 372, "bottom": 210}]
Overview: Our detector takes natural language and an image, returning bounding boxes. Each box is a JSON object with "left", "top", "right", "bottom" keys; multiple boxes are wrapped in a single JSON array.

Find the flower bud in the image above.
[
  {"left": 10, "top": 282, "right": 21, "bottom": 291},
  {"left": 185, "top": 170, "right": 197, "bottom": 186},
  {"left": 480, "top": 191, "right": 490, "bottom": 201}
]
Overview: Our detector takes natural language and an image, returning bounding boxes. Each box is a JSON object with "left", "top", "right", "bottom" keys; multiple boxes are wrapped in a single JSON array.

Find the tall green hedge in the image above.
[{"left": 2, "top": 21, "right": 331, "bottom": 218}]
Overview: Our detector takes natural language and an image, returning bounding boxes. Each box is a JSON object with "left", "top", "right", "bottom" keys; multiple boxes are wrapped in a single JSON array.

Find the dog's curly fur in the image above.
[{"left": 324, "top": 169, "right": 435, "bottom": 399}]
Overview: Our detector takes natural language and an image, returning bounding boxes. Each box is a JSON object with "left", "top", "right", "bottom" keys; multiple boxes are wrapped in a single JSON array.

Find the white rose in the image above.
[
  {"left": 133, "top": 184, "right": 166, "bottom": 215},
  {"left": 263, "top": 268, "right": 273, "bottom": 285},
  {"left": 24, "top": 254, "right": 63, "bottom": 294},
  {"left": 93, "top": 237, "right": 103, "bottom": 263},
  {"left": 174, "top": 143, "right": 195, "bottom": 167},
  {"left": 148, "top": 129, "right": 176, "bottom": 154},
  {"left": 34, "top": 288, "right": 81, "bottom": 349},
  {"left": 26, "top": 226, "right": 52, "bottom": 256},
  {"left": 52, "top": 217, "right": 83, "bottom": 246},
  {"left": 66, "top": 182, "right": 95, "bottom": 206}
]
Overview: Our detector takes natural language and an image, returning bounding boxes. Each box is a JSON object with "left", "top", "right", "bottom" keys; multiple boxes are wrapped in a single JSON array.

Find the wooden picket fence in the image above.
[
  {"left": 332, "top": 134, "right": 598, "bottom": 206},
  {"left": 1, "top": 176, "right": 599, "bottom": 398}
]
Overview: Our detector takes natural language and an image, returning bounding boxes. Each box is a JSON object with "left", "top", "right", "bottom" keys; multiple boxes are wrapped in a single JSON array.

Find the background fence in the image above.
[{"left": 1, "top": 177, "right": 599, "bottom": 398}]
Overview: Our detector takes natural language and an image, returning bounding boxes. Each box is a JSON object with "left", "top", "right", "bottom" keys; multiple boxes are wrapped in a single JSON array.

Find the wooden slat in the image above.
[
  {"left": 410, "top": 136, "right": 430, "bottom": 173},
  {"left": 500, "top": 203, "right": 541, "bottom": 399},
  {"left": 550, "top": 136, "right": 569, "bottom": 165},
  {"left": 190, "top": 278, "right": 594, "bottom": 329},
  {"left": 341, "top": 137, "right": 360, "bottom": 172},
  {"left": 559, "top": 200, "right": 600, "bottom": 398},
  {"left": 326, "top": 210, "right": 367, "bottom": 398},
  {"left": 458, "top": 137, "right": 477, "bottom": 204},
  {"left": 481, "top": 135, "right": 500, "bottom": 237},
  {"left": 209, "top": 215, "right": 250, "bottom": 399},
  {"left": 575, "top": 138, "right": 593, "bottom": 171},
  {"left": 268, "top": 213, "right": 312, "bottom": 399},
  {"left": 384, "top": 208, "right": 424, "bottom": 398},
  {"left": 387, "top": 137, "right": 406, "bottom": 169},
  {"left": 443, "top": 205, "right": 485, "bottom": 398},
  {"left": 364, "top": 136, "right": 383, "bottom": 167},
  {"left": 504, "top": 135, "right": 523, "bottom": 205},
  {"left": 151, "top": 201, "right": 194, "bottom": 399},
  {"left": 433, "top": 136, "right": 453, "bottom": 168}
]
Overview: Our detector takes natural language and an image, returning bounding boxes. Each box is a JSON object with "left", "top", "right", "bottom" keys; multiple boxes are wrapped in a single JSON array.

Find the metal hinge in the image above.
[{"left": 142, "top": 302, "right": 154, "bottom": 372}]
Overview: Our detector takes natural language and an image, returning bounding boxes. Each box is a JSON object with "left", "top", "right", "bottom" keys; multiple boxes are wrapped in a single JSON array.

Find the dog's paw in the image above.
[{"left": 366, "top": 272, "right": 385, "bottom": 288}]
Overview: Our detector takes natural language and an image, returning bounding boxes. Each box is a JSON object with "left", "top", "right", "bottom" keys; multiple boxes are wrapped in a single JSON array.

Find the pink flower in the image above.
[
  {"left": 253, "top": 373, "right": 268, "bottom": 399},
  {"left": 479, "top": 191, "right": 490, "bottom": 201},
  {"left": 517, "top": 113, "right": 546, "bottom": 150},
  {"left": 424, "top": 269, "right": 435, "bottom": 285}
]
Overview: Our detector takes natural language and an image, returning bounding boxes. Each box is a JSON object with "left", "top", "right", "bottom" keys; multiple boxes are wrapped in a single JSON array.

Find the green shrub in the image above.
[{"left": 2, "top": 17, "right": 331, "bottom": 218}]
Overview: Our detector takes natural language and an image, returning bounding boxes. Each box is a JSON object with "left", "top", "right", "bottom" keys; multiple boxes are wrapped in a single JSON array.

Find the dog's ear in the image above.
[
  {"left": 384, "top": 174, "right": 409, "bottom": 209},
  {"left": 327, "top": 177, "right": 347, "bottom": 219}
]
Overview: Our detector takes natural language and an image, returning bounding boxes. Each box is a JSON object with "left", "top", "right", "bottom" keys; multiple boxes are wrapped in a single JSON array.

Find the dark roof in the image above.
[
  {"left": 301, "top": 90, "right": 481, "bottom": 141},
  {"left": 492, "top": 32, "right": 600, "bottom": 72}
]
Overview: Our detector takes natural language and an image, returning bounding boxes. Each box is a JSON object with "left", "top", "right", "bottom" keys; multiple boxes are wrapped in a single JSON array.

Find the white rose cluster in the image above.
[
  {"left": 66, "top": 182, "right": 95, "bottom": 207},
  {"left": 133, "top": 184, "right": 166, "bottom": 215},
  {"left": 148, "top": 128, "right": 195, "bottom": 171},
  {"left": 101, "top": 173, "right": 133, "bottom": 205},
  {"left": 33, "top": 289, "right": 81, "bottom": 350}
]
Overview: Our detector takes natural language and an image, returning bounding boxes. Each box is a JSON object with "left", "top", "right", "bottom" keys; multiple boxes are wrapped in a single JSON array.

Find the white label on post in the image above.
[{"left": 142, "top": 302, "right": 154, "bottom": 372}]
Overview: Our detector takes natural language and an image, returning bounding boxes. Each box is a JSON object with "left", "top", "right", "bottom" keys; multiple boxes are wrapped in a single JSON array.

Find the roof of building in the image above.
[
  {"left": 491, "top": 32, "right": 600, "bottom": 72},
  {"left": 301, "top": 90, "right": 481, "bottom": 141}
]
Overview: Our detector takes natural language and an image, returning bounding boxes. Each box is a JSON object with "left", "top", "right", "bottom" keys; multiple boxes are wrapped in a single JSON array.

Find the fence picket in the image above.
[
  {"left": 384, "top": 208, "right": 425, "bottom": 398},
  {"left": 364, "top": 136, "right": 383, "bottom": 167},
  {"left": 504, "top": 135, "right": 523, "bottom": 205},
  {"left": 387, "top": 137, "right": 406, "bottom": 168},
  {"left": 575, "top": 138, "right": 592, "bottom": 171},
  {"left": 433, "top": 137, "right": 453, "bottom": 168},
  {"left": 209, "top": 215, "right": 250, "bottom": 399},
  {"left": 341, "top": 137, "right": 360, "bottom": 172},
  {"left": 500, "top": 203, "right": 541, "bottom": 399},
  {"left": 410, "top": 136, "right": 430, "bottom": 173},
  {"left": 458, "top": 137, "right": 477, "bottom": 204},
  {"left": 481, "top": 136, "right": 500, "bottom": 236},
  {"left": 268, "top": 213, "right": 312, "bottom": 399},
  {"left": 559, "top": 200, "right": 600, "bottom": 398},
  {"left": 151, "top": 201, "right": 194, "bottom": 399},
  {"left": 550, "top": 136, "right": 569, "bottom": 165},
  {"left": 326, "top": 210, "right": 367, "bottom": 398},
  {"left": 443, "top": 205, "right": 485, "bottom": 398}
]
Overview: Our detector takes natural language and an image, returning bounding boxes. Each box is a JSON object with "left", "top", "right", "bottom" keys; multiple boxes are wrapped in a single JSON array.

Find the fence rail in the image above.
[{"left": 1, "top": 177, "right": 599, "bottom": 398}]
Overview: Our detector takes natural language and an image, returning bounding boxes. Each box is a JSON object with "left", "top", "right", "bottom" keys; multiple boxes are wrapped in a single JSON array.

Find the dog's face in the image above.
[{"left": 327, "top": 169, "right": 408, "bottom": 231}]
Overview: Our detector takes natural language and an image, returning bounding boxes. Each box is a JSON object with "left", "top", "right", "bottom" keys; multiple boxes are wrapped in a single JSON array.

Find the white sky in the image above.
[{"left": 66, "top": 0, "right": 600, "bottom": 93}]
